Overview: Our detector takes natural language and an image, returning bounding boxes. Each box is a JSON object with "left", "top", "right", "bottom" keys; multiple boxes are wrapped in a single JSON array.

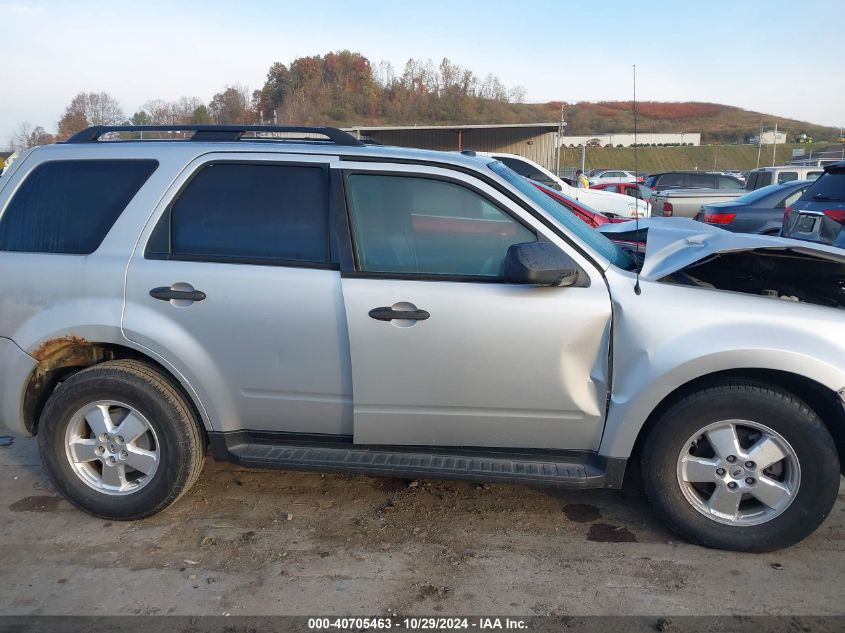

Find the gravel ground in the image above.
[{"left": 1, "top": 432, "right": 844, "bottom": 616}]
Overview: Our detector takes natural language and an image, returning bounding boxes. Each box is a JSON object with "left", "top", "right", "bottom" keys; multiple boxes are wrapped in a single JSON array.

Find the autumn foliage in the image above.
[{"left": 16, "top": 50, "right": 839, "bottom": 148}]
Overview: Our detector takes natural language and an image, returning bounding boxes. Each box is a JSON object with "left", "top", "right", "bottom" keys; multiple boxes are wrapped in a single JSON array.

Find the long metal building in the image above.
[{"left": 345, "top": 123, "right": 560, "bottom": 171}]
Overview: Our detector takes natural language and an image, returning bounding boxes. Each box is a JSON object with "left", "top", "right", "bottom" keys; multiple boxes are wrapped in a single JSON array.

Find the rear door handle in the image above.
[
  {"left": 369, "top": 307, "right": 430, "bottom": 322},
  {"left": 150, "top": 286, "right": 206, "bottom": 302}
]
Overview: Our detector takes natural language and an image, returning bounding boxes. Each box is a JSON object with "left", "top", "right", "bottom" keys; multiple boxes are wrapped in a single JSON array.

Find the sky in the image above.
[{"left": 1, "top": 0, "right": 843, "bottom": 145}]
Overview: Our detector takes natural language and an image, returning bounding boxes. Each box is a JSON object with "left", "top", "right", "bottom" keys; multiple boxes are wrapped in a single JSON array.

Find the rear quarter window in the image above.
[{"left": 0, "top": 159, "right": 157, "bottom": 254}]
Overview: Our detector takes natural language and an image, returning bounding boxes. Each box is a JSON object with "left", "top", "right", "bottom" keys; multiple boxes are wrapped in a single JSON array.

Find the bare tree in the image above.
[
  {"left": 508, "top": 85, "right": 527, "bottom": 104},
  {"left": 57, "top": 92, "right": 125, "bottom": 139},
  {"left": 375, "top": 61, "right": 395, "bottom": 89},
  {"left": 11, "top": 122, "right": 54, "bottom": 150},
  {"left": 175, "top": 96, "right": 202, "bottom": 124},
  {"left": 142, "top": 99, "right": 175, "bottom": 125}
]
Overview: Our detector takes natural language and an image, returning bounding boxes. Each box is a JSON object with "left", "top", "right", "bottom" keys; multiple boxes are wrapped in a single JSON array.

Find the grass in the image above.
[{"left": 558, "top": 143, "right": 843, "bottom": 173}]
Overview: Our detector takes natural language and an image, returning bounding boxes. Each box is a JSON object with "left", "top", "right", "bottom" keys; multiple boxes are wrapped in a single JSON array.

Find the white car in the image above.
[
  {"left": 588, "top": 170, "right": 639, "bottom": 185},
  {"left": 479, "top": 153, "right": 650, "bottom": 219}
]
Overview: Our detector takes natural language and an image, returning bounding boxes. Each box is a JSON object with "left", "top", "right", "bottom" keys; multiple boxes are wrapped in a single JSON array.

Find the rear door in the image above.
[
  {"left": 338, "top": 161, "right": 613, "bottom": 450},
  {"left": 123, "top": 153, "right": 352, "bottom": 436}
]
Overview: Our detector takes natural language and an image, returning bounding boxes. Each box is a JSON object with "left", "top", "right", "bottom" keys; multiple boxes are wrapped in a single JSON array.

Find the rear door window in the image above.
[
  {"left": 150, "top": 162, "right": 330, "bottom": 264},
  {"left": 777, "top": 171, "right": 798, "bottom": 184},
  {"left": 688, "top": 173, "right": 716, "bottom": 188},
  {"left": 0, "top": 159, "right": 157, "bottom": 254},
  {"left": 658, "top": 173, "right": 685, "bottom": 188}
]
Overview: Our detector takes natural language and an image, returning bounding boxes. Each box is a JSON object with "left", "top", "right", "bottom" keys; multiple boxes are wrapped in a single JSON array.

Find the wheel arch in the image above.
[
  {"left": 623, "top": 369, "right": 845, "bottom": 480},
  {"left": 22, "top": 338, "right": 211, "bottom": 439}
]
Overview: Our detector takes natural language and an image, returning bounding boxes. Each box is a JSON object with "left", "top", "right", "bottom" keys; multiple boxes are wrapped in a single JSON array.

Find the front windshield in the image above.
[{"left": 488, "top": 161, "right": 636, "bottom": 270}]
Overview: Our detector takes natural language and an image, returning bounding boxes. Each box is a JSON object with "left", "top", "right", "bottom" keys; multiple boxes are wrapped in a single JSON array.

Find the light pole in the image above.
[
  {"left": 772, "top": 123, "right": 778, "bottom": 167},
  {"left": 556, "top": 104, "right": 566, "bottom": 177}
]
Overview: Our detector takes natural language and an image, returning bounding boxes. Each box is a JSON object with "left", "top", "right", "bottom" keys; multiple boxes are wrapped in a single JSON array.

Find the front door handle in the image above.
[
  {"left": 150, "top": 286, "right": 207, "bottom": 302},
  {"left": 369, "top": 306, "right": 430, "bottom": 322}
]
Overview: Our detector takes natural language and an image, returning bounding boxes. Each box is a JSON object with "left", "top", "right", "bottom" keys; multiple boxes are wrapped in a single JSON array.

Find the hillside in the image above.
[
  {"left": 560, "top": 142, "right": 844, "bottom": 173},
  {"left": 558, "top": 101, "right": 840, "bottom": 145},
  {"left": 44, "top": 51, "right": 839, "bottom": 147}
]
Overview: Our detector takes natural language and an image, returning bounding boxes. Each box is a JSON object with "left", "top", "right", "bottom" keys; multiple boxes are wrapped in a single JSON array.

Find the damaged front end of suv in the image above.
[{"left": 600, "top": 218, "right": 845, "bottom": 309}]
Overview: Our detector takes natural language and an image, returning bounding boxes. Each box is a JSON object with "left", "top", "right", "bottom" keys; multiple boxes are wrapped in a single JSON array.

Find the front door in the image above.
[{"left": 339, "top": 163, "right": 613, "bottom": 450}]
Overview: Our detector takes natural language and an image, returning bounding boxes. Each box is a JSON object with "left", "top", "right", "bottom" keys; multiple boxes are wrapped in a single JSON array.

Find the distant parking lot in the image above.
[{"left": 1, "top": 434, "right": 843, "bottom": 616}]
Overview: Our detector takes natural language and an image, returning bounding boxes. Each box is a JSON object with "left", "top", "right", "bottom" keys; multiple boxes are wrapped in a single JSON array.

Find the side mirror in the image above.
[{"left": 503, "top": 242, "right": 580, "bottom": 287}]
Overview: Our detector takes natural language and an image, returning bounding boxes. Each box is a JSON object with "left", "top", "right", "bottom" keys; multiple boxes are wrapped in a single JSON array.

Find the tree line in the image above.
[{"left": 8, "top": 51, "right": 528, "bottom": 150}]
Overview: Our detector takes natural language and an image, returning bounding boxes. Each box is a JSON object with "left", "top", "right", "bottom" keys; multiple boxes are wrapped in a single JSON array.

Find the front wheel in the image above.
[{"left": 641, "top": 383, "right": 840, "bottom": 552}]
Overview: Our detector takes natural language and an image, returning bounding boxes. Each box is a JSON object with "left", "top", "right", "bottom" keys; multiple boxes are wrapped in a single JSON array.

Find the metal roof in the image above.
[{"left": 345, "top": 123, "right": 559, "bottom": 132}]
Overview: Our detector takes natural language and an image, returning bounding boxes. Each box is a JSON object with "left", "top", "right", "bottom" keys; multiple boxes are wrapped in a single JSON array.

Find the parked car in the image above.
[
  {"left": 694, "top": 180, "right": 813, "bottom": 234},
  {"left": 591, "top": 181, "right": 654, "bottom": 203},
  {"left": 1, "top": 125, "right": 844, "bottom": 553},
  {"left": 781, "top": 162, "right": 845, "bottom": 246},
  {"left": 479, "top": 152, "right": 564, "bottom": 190},
  {"left": 588, "top": 170, "right": 640, "bottom": 185},
  {"left": 532, "top": 181, "right": 627, "bottom": 228},
  {"left": 723, "top": 170, "right": 747, "bottom": 182},
  {"left": 745, "top": 166, "right": 825, "bottom": 191},
  {"left": 644, "top": 171, "right": 744, "bottom": 191},
  {"left": 652, "top": 188, "right": 746, "bottom": 218},
  {"left": 477, "top": 152, "right": 650, "bottom": 218}
]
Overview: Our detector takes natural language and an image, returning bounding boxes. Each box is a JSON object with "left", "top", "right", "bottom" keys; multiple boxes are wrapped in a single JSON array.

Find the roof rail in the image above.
[{"left": 64, "top": 125, "right": 364, "bottom": 146}]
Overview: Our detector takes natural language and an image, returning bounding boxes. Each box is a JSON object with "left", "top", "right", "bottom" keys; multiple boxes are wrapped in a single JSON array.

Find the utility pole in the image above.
[
  {"left": 756, "top": 120, "right": 763, "bottom": 169},
  {"left": 556, "top": 104, "right": 566, "bottom": 177},
  {"left": 772, "top": 123, "right": 778, "bottom": 167}
]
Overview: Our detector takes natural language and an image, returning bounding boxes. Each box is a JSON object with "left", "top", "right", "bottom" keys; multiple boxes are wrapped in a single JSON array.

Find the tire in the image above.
[
  {"left": 641, "top": 382, "right": 840, "bottom": 552},
  {"left": 37, "top": 359, "right": 205, "bottom": 520}
]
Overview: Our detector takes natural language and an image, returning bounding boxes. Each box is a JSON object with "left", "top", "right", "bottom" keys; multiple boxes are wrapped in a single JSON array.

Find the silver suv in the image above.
[{"left": 1, "top": 125, "right": 843, "bottom": 552}]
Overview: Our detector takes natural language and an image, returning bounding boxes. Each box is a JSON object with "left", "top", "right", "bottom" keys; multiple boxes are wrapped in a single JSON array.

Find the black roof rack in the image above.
[{"left": 64, "top": 125, "right": 364, "bottom": 146}]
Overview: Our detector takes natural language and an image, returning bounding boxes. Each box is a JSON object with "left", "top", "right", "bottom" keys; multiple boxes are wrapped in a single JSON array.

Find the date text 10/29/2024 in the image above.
[{"left": 308, "top": 618, "right": 528, "bottom": 630}]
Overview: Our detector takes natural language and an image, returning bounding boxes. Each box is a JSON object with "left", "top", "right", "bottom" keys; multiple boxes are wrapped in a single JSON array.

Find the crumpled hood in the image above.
[{"left": 598, "top": 217, "right": 845, "bottom": 280}]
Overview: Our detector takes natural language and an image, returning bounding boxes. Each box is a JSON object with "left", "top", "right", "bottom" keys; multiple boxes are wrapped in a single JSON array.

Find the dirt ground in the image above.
[{"left": 1, "top": 432, "right": 844, "bottom": 617}]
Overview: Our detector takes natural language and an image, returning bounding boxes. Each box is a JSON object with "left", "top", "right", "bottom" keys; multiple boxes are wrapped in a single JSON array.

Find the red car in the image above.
[
  {"left": 591, "top": 182, "right": 653, "bottom": 201},
  {"left": 532, "top": 182, "right": 629, "bottom": 228}
]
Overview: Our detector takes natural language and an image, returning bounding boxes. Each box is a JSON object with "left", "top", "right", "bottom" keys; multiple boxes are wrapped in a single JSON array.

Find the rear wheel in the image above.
[
  {"left": 642, "top": 382, "right": 840, "bottom": 552},
  {"left": 37, "top": 359, "right": 205, "bottom": 520}
]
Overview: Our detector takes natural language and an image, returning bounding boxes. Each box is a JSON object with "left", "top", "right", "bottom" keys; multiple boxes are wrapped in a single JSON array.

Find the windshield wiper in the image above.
[{"left": 813, "top": 194, "right": 841, "bottom": 201}]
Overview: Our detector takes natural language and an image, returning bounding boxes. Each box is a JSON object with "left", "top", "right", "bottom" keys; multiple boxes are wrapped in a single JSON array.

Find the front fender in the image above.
[{"left": 600, "top": 273, "right": 845, "bottom": 458}]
